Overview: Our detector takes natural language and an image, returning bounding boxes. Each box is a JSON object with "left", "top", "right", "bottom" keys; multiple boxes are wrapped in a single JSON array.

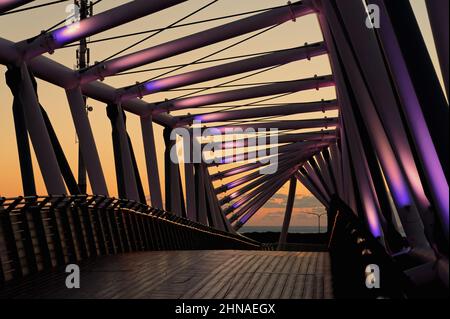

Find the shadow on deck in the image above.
[{"left": 0, "top": 250, "right": 333, "bottom": 299}]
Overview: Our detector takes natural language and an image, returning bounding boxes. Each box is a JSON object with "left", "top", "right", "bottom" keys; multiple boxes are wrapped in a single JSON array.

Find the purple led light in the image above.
[{"left": 53, "top": 27, "right": 80, "bottom": 45}]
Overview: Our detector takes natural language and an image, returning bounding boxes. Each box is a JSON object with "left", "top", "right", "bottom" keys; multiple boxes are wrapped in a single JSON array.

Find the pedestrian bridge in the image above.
[
  {"left": 0, "top": 250, "right": 332, "bottom": 299},
  {"left": 0, "top": 0, "right": 448, "bottom": 299},
  {"left": 0, "top": 195, "right": 437, "bottom": 299}
]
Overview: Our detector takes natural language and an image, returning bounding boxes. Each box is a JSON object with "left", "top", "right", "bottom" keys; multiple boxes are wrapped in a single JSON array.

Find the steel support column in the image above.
[
  {"left": 16, "top": 63, "right": 66, "bottom": 194},
  {"left": 278, "top": 176, "right": 297, "bottom": 250},
  {"left": 106, "top": 103, "right": 139, "bottom": 201},
  {"left": 163, "top": 127, "right": 183, "bottom": 216},
  {"left": 140, "top": 116, "right": 163, "bottom": 208},
  {"left": 425, "top": 0, "right": 449, "bottom": 98},
  {"left": 66, "top": 88, "right": 108, "bottom": 196}
]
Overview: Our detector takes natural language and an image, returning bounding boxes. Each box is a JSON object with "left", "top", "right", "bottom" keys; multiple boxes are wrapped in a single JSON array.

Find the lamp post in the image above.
[{"left": 301, "top": 211, "right": 327, "bottom": 233}]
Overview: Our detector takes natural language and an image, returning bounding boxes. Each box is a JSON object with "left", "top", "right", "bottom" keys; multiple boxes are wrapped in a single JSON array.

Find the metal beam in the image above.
[
  {"left": 156, "top": 75, "right": 334, "bottom": 114},
  {"left": 117, "top": 42, "right": 327, "bottom": 101},
  {"left": 78, "top": 1, "right": 314, "bottom": 83},
  {"left": 16, "top": 63, "right": 67, "bottom": 195},
  {"left": 209, "top": 140, "right": 331, "bottom": 166},
  {"left": 202, "top": 117, "right": 338, "bottom": 135},
  {"left": 16, "top": 0, "right": 186, "bottom": 60},
  {"left": 425, "top": 0, "right": 449, "bottom": 98},
  {"left": 207, "top": 130, "right": 336, "bottom": 151},
  {"left": 66, "top": 88, "right": 108, "bottom": 196},
  {"left": 278, "top": 176, "right": 297, "bottom": 250},
  {"left": 234, "top": 173, "right": 293, "bottom": 230},
  {"left": 0, "top": 0, "right": 34, "bottom": 14},
  {"left": 0, "top": 37, "right": 175, "bottom": 126},
  {"left": 368, "top": 0, "right": 449, "bottom": 233},
  {"left": 177, "top": 99, "right": 338, "bottom": 125},
  {"left": 295, "top": 171, "right": 328, "bottom": 208},
  {"left": 141, "top": 116, "right": 163, "bottom": 208}
]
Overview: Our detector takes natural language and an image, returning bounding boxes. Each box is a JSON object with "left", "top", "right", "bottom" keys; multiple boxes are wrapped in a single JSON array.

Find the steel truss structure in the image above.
[{"left": 0, "top": 0, "right": 448, "bottom": 286}]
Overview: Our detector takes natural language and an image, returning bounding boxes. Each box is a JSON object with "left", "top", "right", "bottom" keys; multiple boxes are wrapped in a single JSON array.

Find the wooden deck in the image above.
[{"left": 0, "top": 250, "right": 333, "bottom": 299}]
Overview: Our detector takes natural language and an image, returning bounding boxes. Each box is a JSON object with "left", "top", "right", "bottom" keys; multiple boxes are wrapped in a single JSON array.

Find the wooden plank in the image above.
[
  {"left": 323, "top": 253, "right": 334, "bottom": 299},
  {"left": 303, "top": 252, "right": 319, "bottom": 299},
  {"left": 0, "top": 250, "right": 334, "bottom": 299},
  {"left": 224, "top": 254, "right": 270, "bottom": 299},
  {"left": 291, "top": 251, "right": 312, "bottom": 299},
  {"left": 247, "top": 253, "right": 282, "bottom": 299},
  {"left": 280, "top": 252, "right": 305, "bottom": 299},
  {"left": 181, "top": 252, "right": 241, "bottom": 299},
  {"left": 219, "top": 254, "right": 264, "bottom": 299},
  {"left": 187, "top": 253, "right": 253, "bottom": 299},
  {"left": 259, "top": 254, "right": 292, "bottom": 299},
  {"left": 270, "top": 254, "right": 298, "bottom": 299}
]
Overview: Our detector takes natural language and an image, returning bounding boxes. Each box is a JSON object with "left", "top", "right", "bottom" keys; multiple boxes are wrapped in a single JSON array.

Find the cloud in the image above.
[{"left": 263, "top": 194, "right": 324, "bottom": 209}]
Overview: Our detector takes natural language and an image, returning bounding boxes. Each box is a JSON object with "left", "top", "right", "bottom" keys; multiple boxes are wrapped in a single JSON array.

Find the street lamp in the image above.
[{"left": 301, "top": 211, "right": 327, "bottom": 233}]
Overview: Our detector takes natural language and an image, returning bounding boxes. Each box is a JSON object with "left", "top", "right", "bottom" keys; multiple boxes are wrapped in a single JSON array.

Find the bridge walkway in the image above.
[{"left": 0, "top": 250, "right": 333, "bottom": 299}]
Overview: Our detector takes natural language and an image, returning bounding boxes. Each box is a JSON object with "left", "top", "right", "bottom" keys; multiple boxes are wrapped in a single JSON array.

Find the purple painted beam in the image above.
[
  {"left": 222, "top": 150, "right": 319, "bottom": 209},
  {"left": 215, "top": 143, "right": 328, "bottom": 194},
  {"left": 0, "top": 0, "right": 34, "bottom": 14},
  {"left": 234, "top": 172, "right": 294, "bottom": 229},
  {"left": 207, "top": 130, "right": 336, "bottom": 151},
  {"left": 210, "top": 140, "right": 332, "bottom": 166},
  {"left": 425, "top": 0, "right": 449, "bottom": 98},
  {"left": 117, "top": 42, "right": 327, "bottom": 101},
  {"left": 16, "top": 0, "right": 186, "bottom": 60},
  {"left": 155, "top": 75, "right": 334, "bottom": 114},
  {"left": 201, "top": 117, "right": 338, "bottom": 135},
  {"left": 177, "top": 99, "right": 338, "bottom": 125},
  {"left": 225, "top": 168, "right": 296, "bottom": 215},
  {"left": 79, "top": 2, "right": 314, "bottom": 83},
  {"left": 0, "top": 37, "right": 175, "bottom": 127}
]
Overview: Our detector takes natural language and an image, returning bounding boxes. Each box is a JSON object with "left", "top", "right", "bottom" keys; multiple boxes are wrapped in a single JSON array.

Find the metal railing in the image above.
[{"left": 0, "top": 195, "right": 260, "bottom": 285}]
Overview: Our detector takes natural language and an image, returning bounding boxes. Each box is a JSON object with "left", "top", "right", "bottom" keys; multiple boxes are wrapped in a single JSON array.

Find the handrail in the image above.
[{"left": 0, "top": 195, "right": 261, "bottom": 285}]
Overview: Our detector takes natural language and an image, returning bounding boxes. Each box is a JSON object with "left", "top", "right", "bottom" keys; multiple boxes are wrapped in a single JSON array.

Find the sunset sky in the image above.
[{"left": 0, "top": 0, "right": 443, "bottom": 229}]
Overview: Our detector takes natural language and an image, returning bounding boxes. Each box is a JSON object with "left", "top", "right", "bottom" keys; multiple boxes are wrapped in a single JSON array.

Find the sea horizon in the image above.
[{"left": 239, "top": 225, "right": 328, "bottom": 234}]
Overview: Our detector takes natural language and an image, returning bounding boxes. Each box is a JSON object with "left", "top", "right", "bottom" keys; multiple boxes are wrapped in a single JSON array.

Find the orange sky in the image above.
[{"left": 0, "top": 0, "right": 444, "bottom": 227}]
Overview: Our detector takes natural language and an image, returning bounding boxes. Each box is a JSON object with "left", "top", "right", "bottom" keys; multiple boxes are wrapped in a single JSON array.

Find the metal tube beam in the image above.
[
  {"left": 295, "top": 171, "right": 328, "bottom": 208},
  {"left": 315, "top": 152, "right": 335, "bottom": 195},
  {"left": 114, "top": 104, "right": 140, "bottom": 201},
  {"left": 211, "top": 140, "right": 331, "bottom": 166},
  {"left": 216, "top": 150, "right": 319, "bottom": 195},
  {"left": 202, "top": 117, "right": 338, "bottom": 135},
  {"left": 66, "top": 88, "right": 108, "bottom": 196},
  {"left": 207, "top": 130, "right": 336, "bottom": 158},
  {"left": 0, "top": 0, "right": 34, "bottom": 13},
  {"left": 368, "top": 0, "right": 449, "bottom": 233},
  {"left": 207, "top": 130, "right": 336, "bottom": 151},
  {"left": 184, "top": 135, "right": 197, "bottom": 220},
  {"left": 195, "top": 163, "right": 208, "bottom": 225},
  {"left": 16, "top": 0, "right": 186, "bottom": 60},
  {"left": 335, "top": 0, "right": 437, "bottom": 228},
  {"left": 17, "top": 63, "right": 66, "bottom": 195},
  {"left": 117, "top": 42, "right": 327, "bottom": 101},
  {"left": 211, "top": 144, "right": 327, "bottom": 181},
  {"left": 178, "top": 99, "right": 338, "bottom": 125},
  {"left": 156, "top": 75, "right": 334, "bottom": 114},
  {"left": 140, "top": 116, "right": 163, "bottom": 208},
  {"left": 234, "top": 173, "right": 292, "bottom": 230},
  {"left": 278, "top": 176, "right": 297, "bottom": 250},
  {"left": 224, "top": 160, "right": 308, "bottom": 214},
  {"left": 320, "top": 2, "right": 429, "bottom": 242},
  {"left": 426, "top": 0, "right": 449, "bottom": 98},
  {"left": 79, "top": 2, "right": 314, "bottom": 83},
  {"left": 164, "top": 127, "right": 183, "bottom": 216},
  {"left": 0, "top": 37, "right": 175, "bottom": 126}
]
